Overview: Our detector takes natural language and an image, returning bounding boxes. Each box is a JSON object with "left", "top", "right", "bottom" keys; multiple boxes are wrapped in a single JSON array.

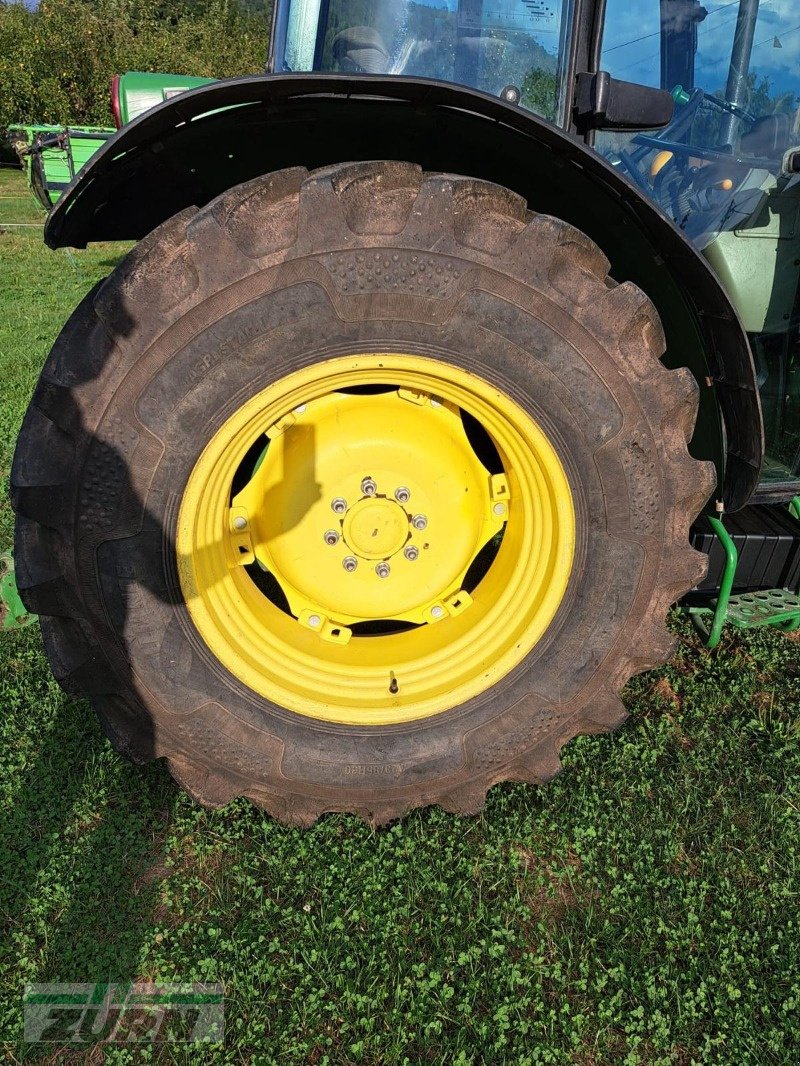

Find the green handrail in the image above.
[
  {"left": 789, "top": 498, "right": 800, "bottom": 633},
  {"left": 705, "top": 515, "right": 738, "bottom": 649}
]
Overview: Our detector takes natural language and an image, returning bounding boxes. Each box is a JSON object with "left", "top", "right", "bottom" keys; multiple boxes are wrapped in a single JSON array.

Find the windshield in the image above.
[{"left": 278, "top": 0, "right": 574, "bottom": 123}]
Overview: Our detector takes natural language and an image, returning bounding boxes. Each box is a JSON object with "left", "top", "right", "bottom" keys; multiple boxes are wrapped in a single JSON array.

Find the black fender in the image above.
[{"left": 45, "top": 73, "right": 762, "bottom": 511}]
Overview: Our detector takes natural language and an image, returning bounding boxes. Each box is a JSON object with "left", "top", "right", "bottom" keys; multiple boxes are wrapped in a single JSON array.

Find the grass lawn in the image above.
[{"left": 1, "top": 166, "right": 798, "bottom": 1065}]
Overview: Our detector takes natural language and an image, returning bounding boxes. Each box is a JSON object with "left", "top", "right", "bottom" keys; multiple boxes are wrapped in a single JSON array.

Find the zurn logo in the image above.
[{"left": 23, "top": 982, "right": 225, "bottom": 1044}]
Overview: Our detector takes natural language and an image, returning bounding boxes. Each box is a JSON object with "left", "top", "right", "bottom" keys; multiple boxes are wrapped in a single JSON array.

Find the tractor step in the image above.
[
  {"left": 687, "top": 500, "right": 800, "bottom": 647},
  {"left": 725, "top": 588, "right": 800, "bottom": 629},
  {"left": 0, "top": 553, "right": 38, "bottom": 631}
]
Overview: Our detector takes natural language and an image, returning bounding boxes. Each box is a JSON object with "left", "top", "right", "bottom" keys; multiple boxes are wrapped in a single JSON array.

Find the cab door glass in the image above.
[
  {"left": 598, "top": 0, "right": 800, "bottom": 244},
  {"left": 599, "top": 0, "right": 800, "bottom": 487}
]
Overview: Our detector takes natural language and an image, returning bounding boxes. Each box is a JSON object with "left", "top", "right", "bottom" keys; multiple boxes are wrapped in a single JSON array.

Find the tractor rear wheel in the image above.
[{"left": 11, "top": 162, "right": 714, "bottom": 825}]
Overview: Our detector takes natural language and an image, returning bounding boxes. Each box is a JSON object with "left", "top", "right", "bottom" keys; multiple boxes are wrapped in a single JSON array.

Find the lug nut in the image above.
[
  {"left": 375, "top": 562, "right": 390, "bottom": 578},
  {"left": 361, "top": 477, "right": 377, "bottom": 496},
  {"left": 411, "top": 514, "right": 427, "bottom": 530},
  {"left": 323, "top": 530, "right": 340, "bottom": 546},
  {"left": 395, "top": 486, "right": 411, "bottom": 504},
  {"left": 331, "top": 497, "right": 347, "bottom": 514},
  {"left": 343, "top": 556, "right": 358, "bottom": 572},
  {"left": 404, "top": 545, "right": 419, "bottom": 561}
]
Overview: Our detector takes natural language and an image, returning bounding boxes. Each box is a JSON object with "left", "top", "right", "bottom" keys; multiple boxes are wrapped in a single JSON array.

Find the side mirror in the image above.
[{"left": 575, "top": 72, "right": 675, "bottom": 132}]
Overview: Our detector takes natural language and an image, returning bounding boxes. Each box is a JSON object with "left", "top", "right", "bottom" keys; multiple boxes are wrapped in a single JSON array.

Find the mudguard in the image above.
[{"left": 44, "top": 73, "right": 762, "bottom": 511}]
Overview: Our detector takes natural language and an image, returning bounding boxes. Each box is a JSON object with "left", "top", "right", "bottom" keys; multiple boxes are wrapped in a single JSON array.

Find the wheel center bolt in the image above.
[
  {"left": 323, "top": 530, "right": 340, "bottom": 546},
  {"left": 331, "top": 497, "right": 347, "bottom": 514},
  {"left": 361, "top": 477, "right": 377, "bottom": 496},
  {"left": 411, "top": 514, "right": 427, "bottom": 530},
  {"left": 375, "top": 562, "right": 391, "bottom": 578},
  {"left": 343, "top": 556, "right": 358, "bottom": 572},
  {"left": 395, "top": 486, "right": 411, "bottom": 503},
  {"left": 404, "top": 545, "right": 419, "bottom": 561}
]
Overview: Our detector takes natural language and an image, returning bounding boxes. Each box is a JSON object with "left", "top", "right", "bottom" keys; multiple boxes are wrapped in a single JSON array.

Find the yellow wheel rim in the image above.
[{"left": 177, "top": 354, "right": 575, "bottom": 725}]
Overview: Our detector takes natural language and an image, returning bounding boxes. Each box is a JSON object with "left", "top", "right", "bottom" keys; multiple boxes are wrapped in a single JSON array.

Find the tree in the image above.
[{"left": 0, "top": 0, "right": 269, "bottom": 133}]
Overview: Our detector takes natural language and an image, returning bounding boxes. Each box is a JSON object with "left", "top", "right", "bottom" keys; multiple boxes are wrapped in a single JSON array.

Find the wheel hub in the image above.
[{"left": 342, "top": 496, "right": 409, "bottom": 560}]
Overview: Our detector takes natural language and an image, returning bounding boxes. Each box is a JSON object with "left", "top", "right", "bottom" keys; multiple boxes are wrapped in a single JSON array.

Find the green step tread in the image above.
[{"left": 726, "top": 588, "right": 800, "bottom": 627}]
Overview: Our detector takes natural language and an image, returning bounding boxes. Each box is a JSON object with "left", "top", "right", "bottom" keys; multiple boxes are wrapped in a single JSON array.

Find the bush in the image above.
[{"left": 0, "top": 0, "right": 270, "bottom": 132}]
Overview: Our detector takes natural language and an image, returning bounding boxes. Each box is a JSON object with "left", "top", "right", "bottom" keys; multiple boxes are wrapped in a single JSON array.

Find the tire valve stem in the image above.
[{"left": 389, "top": 672, "right": 399, "bottom": 695}]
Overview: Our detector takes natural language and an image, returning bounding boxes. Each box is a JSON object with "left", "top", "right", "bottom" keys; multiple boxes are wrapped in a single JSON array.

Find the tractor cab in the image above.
[{"left": 272, "top": 0, "right": 800, "bottom": 499}]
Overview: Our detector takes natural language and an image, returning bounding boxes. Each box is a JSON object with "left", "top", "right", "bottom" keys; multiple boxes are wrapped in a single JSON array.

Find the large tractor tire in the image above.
[{"left": 11, "top": 163, "right": 714, "bottom": 826}]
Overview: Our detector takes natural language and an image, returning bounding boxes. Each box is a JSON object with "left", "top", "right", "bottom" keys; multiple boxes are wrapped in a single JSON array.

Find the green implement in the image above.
[
  {"left": 111, "top": 71, "right": 214, "bottom": 126},
  {"left": 8, "top": 125, "right": 114, "bottom": 209},
  {"left": 9, "top": 72, "right": 214, "bottom": 210},
  {"left": 0, "top": 554, "right": 37, "bottom": 632}
]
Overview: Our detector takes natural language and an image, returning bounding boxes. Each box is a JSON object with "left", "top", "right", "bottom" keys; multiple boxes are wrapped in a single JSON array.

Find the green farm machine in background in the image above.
[
  {"left": 7, "top": 0, "right": 800, "bottom": 823},
  {"left": 8, "top": 124, "right": 115, "bottom": 208},
  {"left": 9, "top": 74, "right": 212, "bottom": 209}
]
